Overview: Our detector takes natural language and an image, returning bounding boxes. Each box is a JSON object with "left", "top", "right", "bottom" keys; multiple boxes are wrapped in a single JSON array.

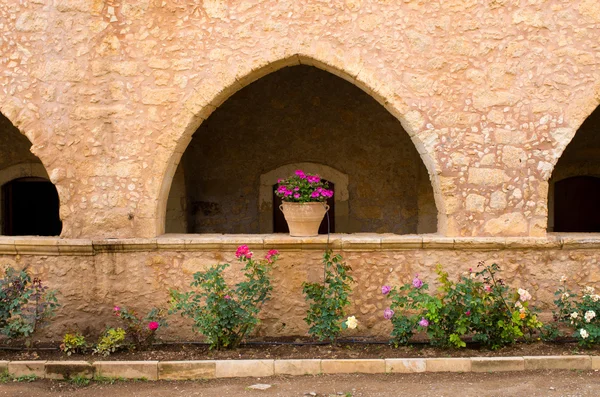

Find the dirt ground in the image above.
[
  {"left": 0, "top": 371, "right": 599, "bottom": 396},
  {"left": 1, "top": 340, "right": 597, "bottom": 362}
]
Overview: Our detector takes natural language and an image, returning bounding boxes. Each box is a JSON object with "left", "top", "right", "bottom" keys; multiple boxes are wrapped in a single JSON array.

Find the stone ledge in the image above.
[
  {"left": 2, "top": 356, "right": 600, "bottom": 379},
  {"left": 2, "top": 233, "right": 600, "bottom": 255}
]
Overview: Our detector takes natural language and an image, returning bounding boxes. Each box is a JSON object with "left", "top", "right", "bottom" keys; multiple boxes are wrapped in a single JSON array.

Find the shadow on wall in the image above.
[
  {"left": 165, "top": 65, "right": 437, "bottom": 235},
  {"left": 0, "top": 113, "right": 62, "bottom": 236},
  {"left": 548, "top": 105, "right": 600, "bottom": 233}
]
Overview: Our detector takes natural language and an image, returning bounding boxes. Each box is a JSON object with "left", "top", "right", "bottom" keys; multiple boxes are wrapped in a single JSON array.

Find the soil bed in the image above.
[{"left": 0, "top": 339, "right": 597, "bottom": 361}]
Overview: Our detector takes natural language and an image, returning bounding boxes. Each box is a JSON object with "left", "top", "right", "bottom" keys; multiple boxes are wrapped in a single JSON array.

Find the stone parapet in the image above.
[{"left": 1, "top": 233, "right": 600, "bottom": 255}]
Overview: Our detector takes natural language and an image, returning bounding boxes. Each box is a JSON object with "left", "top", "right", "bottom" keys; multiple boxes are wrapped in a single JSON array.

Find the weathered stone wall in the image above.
[
  {"left": 1, "top": 236, "right": 597, "bottom": 341},
  {"left": 1, "top": 1, "right": 599, "bottom": 238},
  {"left": 175, "top": 66, "right": 434, "bottom": 234}
]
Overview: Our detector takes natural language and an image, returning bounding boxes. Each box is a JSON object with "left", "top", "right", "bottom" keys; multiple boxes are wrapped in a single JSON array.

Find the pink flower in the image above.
[
  {"left": 265, "top": 249, "right": 279, "bottom": 262},
  {"left": 294, "top": 187, "right": 300, "bottom": 191},
  {"left": 235, "top": 245, "right": 253, "bottom": 259},
  {"left": 148, "top": 321, "right": 159, "bottom": 331},
  {"left": 383, "top": 308, "right": 395, "bottom": 320},
  {"left": 277, "top": 185, "right": 287, "bottom": 193},
  {"left": 484, "top": 285, "right": 491, "bottom": 292},
  {"left": 295, "top": 170, "right": 306, "bottom": 178},
  {"left": 277, "top": 179, "right": 283, "bottom": 183},
  {"left": 284, "top": 190, "right": 292, "bottom": 197},
  {"left": 307, "top": 175, "right": 321, "bottom": 184},
  {"left": 294, "top": 193, "right": 300, "bottom": 199},
  {"left": 418, "top": 317, "right": 429, "bottom": 327},
  {"left": 381, "top": 285, "right": 391, "bottom": 295},
  {"left": 224, "top": 295, "right": 231, "bottom": 300},
  {"left": 412, "top": 274, "right": 423, "bottom": 289},
  {"left": 113, "top": 306, "right": 121, "bottom": 312},
  {"left": 466, "top": 310, "right": 471, "bottom": 316},
  {"left": 311, "top": 191, "right": 320, "bottom": 198}
]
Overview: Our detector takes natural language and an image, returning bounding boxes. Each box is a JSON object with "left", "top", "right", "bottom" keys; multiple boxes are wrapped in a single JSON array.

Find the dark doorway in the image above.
[
  {"left": 273, "top": 181, "right": 335, "bottom": 234},
  {"left": 2, "top": 177, "right": 62, "bottom": 236},
  {"left": 554, "top": 176, "right": 600, "bottom": 232}
]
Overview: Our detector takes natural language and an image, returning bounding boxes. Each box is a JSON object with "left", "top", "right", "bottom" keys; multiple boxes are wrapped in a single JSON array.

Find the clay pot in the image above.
[{"left": 279, "top": 202, "right": 330, "bottom": 237}]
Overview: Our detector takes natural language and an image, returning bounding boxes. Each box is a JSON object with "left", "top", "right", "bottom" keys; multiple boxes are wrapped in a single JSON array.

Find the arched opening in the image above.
[
  {"left": 549, "top": 105, "right": 600, "bottom": 233},
  {"left": 0, "top": 112, "right": 62, "bottom": 236},
  {"left": 165, "top": 65, "right": 437, "bottom": 234}
]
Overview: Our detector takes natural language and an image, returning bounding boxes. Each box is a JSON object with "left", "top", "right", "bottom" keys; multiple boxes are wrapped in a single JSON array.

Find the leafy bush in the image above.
[
  {"left": 0, "top": 266, "right": 59, "bottom": 342},
  {"left": 113, "top": 306, "right": 167, "bottom": 350},
  {"left": 93, "top": 328, "right": 127, "bottom": 356},
  {"left": 384, "top": 263, "right": 542, "bottom": 349},
  {"left": 552, "top": 277, "right": 600, "bottom": 347},
  {"left": 170, "top": 245, "right": 279, "bottom": 350},
  {"left": 303, "top": 251, "right": 354, "bottom": 342},
  {"left": 60, "top": 332, "right": 87, "bottom": 356}
]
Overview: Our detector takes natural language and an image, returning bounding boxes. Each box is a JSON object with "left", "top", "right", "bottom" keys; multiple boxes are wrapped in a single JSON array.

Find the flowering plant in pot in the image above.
[{"left": 275, "top": 170, "right": 334, "bottom": 236}]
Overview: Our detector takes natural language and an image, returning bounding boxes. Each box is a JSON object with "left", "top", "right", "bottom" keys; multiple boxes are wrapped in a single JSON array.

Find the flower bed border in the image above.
[{"left": 2, "top": 356, "right": 599, "bottom": 380}]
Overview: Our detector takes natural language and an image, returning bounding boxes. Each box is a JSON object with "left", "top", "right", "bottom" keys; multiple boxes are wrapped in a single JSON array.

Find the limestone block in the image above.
[
  {"left": 466, "top": 194, "right": 485, "bottom": 212},
  {"left": 490, "top": 190, "right": 507, "bottom": 210},
  {"left": 471, "top": 357, "right": 524, "bottom": 372},
  {"left": 0, "top": 361, "right": 8, "bottom": 373},
  {"left": 45, "top": 361, "right": 94, "bottom": 380},
  {"left": 523, "top": 356, "right": 591, "bottom": 370},
  {"left": 15, "top": 12, "right": 48, "bottom": 32},
  {"left": 483, "top": 213, "right": 528, "bottom": 235},
  {"left": 158, "top": 361, "right": 215, "bottom": 380},
  {"left": 214, "top": 360, "right": 274, "bottom": 378},
  {"left": 385, "top": 359, "right": 426, "bottom": 373},
  {"left": 321, "top": 359, "right": 385, "bottom": 374},
  {"left": 426, "top": 358, "right": 471, "bottom": 372},
  {"left": 274, "top": 360, "right": 321, "bottom": 375},
  {"left": 8, "top": 361, "right": 46, "bottom": 378},
  {"left": 141, "top": 87, "right": 178, "bottom": 105},
  {"left": 468, "top": 168, "right": 510, "bottom": 186},
  {"left": 95, "top": 361, "right": 158, "bottom": 380},
  {"left": 501, "top": 146, "right": 527, "bottom": 168}
]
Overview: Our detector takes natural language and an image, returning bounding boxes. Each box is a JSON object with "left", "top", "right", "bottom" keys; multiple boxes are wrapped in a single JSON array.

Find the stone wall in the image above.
[
  {"left": 174, "top": 66, "right": 435, "bottom": 234},
  {"left": 0, "top": 1, "right": 598, "bottom": 238},
  {"left": 0, "top": 113, "right": 40, "bottom": 172},
  {"left": 1, "top": 235, "right": 597, "bottom": 341}
]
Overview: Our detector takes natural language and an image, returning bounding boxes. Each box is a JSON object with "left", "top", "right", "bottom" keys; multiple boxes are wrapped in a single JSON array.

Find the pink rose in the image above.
[
  {"left": 418, "top": 318, "right": 429, "bottom": 327},
  {"left": 383, "top": 308, "right": 394, "bottom": 320},
  {"left": 235, "top": 245, "right": 253, "bottom": 259},
  {"left": 381, "top": 285, "right": 391, "bottom": 295},
  {"left": 148, "top": 321, "right": 159, "bottom": 331},
  {"left": 265, "top": 249, "right": 279, "bottom": 262},
  {"left": 412, "top": 275, "right": 423, "bottom": 289}
]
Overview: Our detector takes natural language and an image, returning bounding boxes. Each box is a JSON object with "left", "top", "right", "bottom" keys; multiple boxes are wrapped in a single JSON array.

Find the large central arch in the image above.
[{"left": 156, "top": 53, "right": 445, "bottom": 236}]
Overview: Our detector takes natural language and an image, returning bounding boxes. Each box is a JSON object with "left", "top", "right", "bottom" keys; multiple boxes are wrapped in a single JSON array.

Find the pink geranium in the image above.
[{"left": 235, "top": 245, "right": 253, "bottom": 259}]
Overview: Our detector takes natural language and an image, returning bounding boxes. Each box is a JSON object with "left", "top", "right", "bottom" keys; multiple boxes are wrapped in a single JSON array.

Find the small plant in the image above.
[
  {"left": 552, "top": 276, "right": 600, "bottom": 347},
  {"left": 303, "top": 250, "right": 354, "bottom": 342},
  {"left": 113, "top": 306, "right": 168, "bottom": 350},
  {"left": 0, "top": 266, "right": 59, "bottom": 342},
  {"left": 170, "top": 245, "right": 279, "bottom": 350},
  {"left": 93, "top": 327, "right": 127, "bottom": 356},
  {"left": 60, "top": 332, "right": 87, "bottom": 356},
  {"left": 69, "top": 374, "right": 90, "bottom": 387},
  {"left": 384, "top": 262, "right": 542, "bottom": 349},
  {"left": 275, "top": 170, "right": 333, "bottom": 202}
]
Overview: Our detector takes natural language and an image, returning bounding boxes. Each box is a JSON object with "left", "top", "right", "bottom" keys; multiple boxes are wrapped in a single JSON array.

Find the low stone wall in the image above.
[{"left": 0, "top": 234, "right": 598, "bottom": 341}]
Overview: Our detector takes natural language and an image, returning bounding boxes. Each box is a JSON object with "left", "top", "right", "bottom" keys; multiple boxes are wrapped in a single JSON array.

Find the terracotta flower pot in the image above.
[{"left": 279, "top": 202, "right": 330, "bottom": 237}]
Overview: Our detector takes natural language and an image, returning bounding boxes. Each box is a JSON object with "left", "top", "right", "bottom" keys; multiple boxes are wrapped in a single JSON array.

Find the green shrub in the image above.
[
  {"left": 303, "top": 250, "right": 354, "bottom": 342},
  {"left": 93, "top": 328, "right": 127, "bottom": 356},
  {"left": 170, "top": 245, "right": 279, "bottom": 350},
  {"left": 552, "top": 278, "right": 600, "bottom": 347},
  {"left": 0, "top": 266, "right": 59, "bottom": 342},
  {"left": 113, "top": 306, "right": 168, "bottom": 350},
  {"left": 60, "top": 332, "right": 87, "bottom": 356},
  {"left": 384, "top": 263, "right": 542, "bottom": 349}
]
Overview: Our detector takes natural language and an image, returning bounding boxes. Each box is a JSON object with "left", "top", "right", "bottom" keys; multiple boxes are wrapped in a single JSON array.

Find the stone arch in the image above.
[
  {"left": 0, "top": 103, "right": 63, "bottom": 237},
  {"left": 547, "top": 103, "right": 600, "bottom": 232},
  {"left": 157, "top": 53, "right": 444, "bottom": 236},
  {"left": 259, "top": 163, "right": 349, "bottom": 233}
]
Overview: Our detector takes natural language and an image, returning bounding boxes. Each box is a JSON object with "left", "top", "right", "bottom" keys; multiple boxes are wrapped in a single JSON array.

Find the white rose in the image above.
[
  {"left": 592, "top": 295, "right": 600, "bottom": 302},
  {"left": 583, "top": 286, "right": 595, "bottom": 296},
  {"left": 346, "top": 316, "right": 358, "bottom": 330},
  {"left": 518, "top": 288, "right": 532, "bottom": 302},
  {"left": 561, "top": 292, "right": 570, "bottom": 301},
  {"left": 580, "top": 329, "right": 589, "bottom": 339},
  {"left": 585, "top": 311, "right": 596, "bottom": 323},
  {"left": 570, "top": 312, "right": 579, "bottom": 319},
  {"left": 560, "top": 275, "right": 568, "bottom": 283}
]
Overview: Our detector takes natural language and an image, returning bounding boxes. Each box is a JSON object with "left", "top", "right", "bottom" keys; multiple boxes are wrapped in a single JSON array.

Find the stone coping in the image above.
[
  {"left": 0, "top": 233, "right": 599, "bottom": 255},
  {"left": 2, "top": 356, "right": 598, "bottom": 380}
]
